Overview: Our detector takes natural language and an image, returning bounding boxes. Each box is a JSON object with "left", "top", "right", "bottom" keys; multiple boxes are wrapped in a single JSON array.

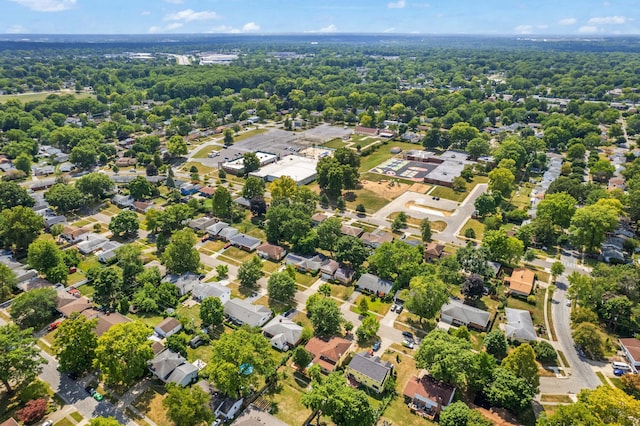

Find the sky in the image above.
[{"left": 1, "top": 0, "right": 639, "bottom": 35}]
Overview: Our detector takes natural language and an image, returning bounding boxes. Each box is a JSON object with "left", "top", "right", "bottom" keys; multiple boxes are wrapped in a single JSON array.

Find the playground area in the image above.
[{"left": 369, "top": 158, "right": 438, "bottom": 182}]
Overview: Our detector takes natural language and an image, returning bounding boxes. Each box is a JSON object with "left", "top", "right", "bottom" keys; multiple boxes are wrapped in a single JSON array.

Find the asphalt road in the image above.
[{"left": 38, "top": 350, "right": 137, "bottom": 425}]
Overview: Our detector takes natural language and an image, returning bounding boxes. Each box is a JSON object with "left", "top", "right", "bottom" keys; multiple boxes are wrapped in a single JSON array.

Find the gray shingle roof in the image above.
[
  {"left": 440, "top": 300, "right": 490, "bottom": 328},
  {"left": 348, "top": 352, "right": 393, "bottom": 384},
  {"left": 356, "top": 273, "right": 393, "bottom": 295},
  {"left": 505, "top": 308, "right": 537, "bottom": 341}
]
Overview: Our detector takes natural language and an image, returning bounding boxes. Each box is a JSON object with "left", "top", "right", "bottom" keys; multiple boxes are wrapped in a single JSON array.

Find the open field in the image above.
[
  {"left": 345, "top": 178, "right": 409, "bottom": 213},
  {"left": 459, "top": 218, "right": 484, "bottom": 240},
  {"left": 192, "top": 144, "right": 223, "bottom": 158},
  {"left": 0, "top": 90, "right": 95, "bottom": 103},
  {"left": 322, "top": 138, "right": 349, "bottom": 149},
  {"left": 430, "top": 176, "right": 489, "bottom": 202},
  {"left": 133, "top": 387, "right": 171, "bottom": 426},
  {"left": 359, "top": 141, "right": 423, "bottom": 172}
]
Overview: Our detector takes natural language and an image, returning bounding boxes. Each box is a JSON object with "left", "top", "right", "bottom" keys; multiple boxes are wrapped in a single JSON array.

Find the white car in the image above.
[
  {"left": 565, "top": 300, "right": 572, "bottom": 307},
  {"left": 42, "top": 421, "right": 53, "bottom": 426}
]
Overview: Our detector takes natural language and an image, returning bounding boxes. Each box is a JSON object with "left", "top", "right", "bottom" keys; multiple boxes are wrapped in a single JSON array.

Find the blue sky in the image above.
[{"left": 2, "top": 0, "right": 639, "bottom": 35}]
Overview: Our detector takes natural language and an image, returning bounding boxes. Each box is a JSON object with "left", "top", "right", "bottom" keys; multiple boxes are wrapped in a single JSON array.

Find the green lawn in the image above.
[
  {"left": 353, "top": 294, "right": 391, "bottom": 316},
  {"left": 231, "top": 128, "right": 269, "bottom": 143},
  {"left": 262, "top": 260, "right": 281, "bottom": 274},
  {"left": 359, "top": 141, "right": 422, "bottom": 173},
  {"left": 430, "top": 176, "right": 489, "bottom": 202},
  {"left": 192, "top": 144, "right": 223, "bottom": 158},
  {"left": 503, "top": 287, "right": 546, "bottom": 328},
  {"left": 323, "top": 138, "right": 349, "bottom": 149},
  {"left": 295, "top": 272, "right": 317, "bottom": 288},
  {"left": 133, "top": 387, "right": 171, "bottom": 426},
  {"left": 511, "top": 183, "right": 533, "bottom": 210},
  {"left": 79, "top": 255, "right": 100, "bottom": 272},
  {"left": 69, "top": 411, "right": 83, "bottom": 422},
  {"left": 0, "top": 90, "right": 95, "bottom": 104},
  {"left": 222, "top": 247, "right": 255, "bottom": 264},
  {"left": 344, "top": 187, "right": 393, "bottom": 213},
  {"left": 330, "top": 284, "right": 354, "bottom": 301},
  {"left": 126, "top": 312, "right": 164, "bottom": 328},
  {"left": 459, "top": 218, "right": 484, "bottom": 240},
  {"left": 176, "top": 303, "right": 201, "bottom": 329},
  {"left": 53, "top": 418, "right": 74, "bottom": 426},
  {"left": 266, "top": 367, "right": 314, "bottom": 426}
]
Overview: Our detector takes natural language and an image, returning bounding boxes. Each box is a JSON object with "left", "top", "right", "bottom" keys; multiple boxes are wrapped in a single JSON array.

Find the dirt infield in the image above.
[{"left": 408, "top": 183, "right": 432, "bottom": 193}]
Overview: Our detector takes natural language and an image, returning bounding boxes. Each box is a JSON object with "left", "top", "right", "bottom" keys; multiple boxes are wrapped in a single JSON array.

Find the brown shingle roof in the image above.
[
  {"left": 341, "top": 224, "right": 364, "bottom": 238},
  {"left": 620, "top": 337, "right": 640, "bottom": 363},
  {"left": 57, "top": 297, "right": 94, "bottom": 317},
  {"left": 305, "top": 336, "right": 351, "bottom": 372},
  {"left": 505, "top": 268, "right": 535, "bottom": 296},
  {"left": 156, "top": 317, "right": 181, "bottom": 334},
  {"left": 424, "top": 242, "right": 445, "bottom": 257},
  {"left": 0, "top": 418, "right": 20, "bottom": 426},
  {"left": 256, "top": 243, "right": 285, "bottom": 261},
  {"left": 403, "top": 374, "right": 455, "bottom": 406},
  {"left": 94, "top": 312, "right": 130, "bottom": 336}
]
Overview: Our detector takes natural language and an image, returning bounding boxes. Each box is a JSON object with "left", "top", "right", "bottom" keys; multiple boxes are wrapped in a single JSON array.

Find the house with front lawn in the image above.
[
  {"left": 262, "top": 315, "right": 303, "bottom": 351},
  {"left": 424, "top": 242, "right": 445, "bottom": 262},
  {"left": 356, "top": 273, "right": 393, "bottom": 297},
  {"left": 229, "top": 233, "right": 261, "bottom": 252},
  {"left": 192, "top": 282, "right": 230, "bottom": 305},
  {"left": 189, "top": 216, "right": 217, "bottom": 232},
  {"left": 345, "top": 352, "right": 394, "bottom": 393},
  {"left": 504, "top": 308, "right": 537, "bottom": 341},
  {"left": 504, "top": 268, "right": 536, "bottom": 297},
  {"left": 207, "top": 221, "right": 230, "bottom": 238},
  {"left": 256, "top": 242, "right": 287, "bottom": 261},
  {"left": 162, "top": 272, "right": 201, "bottom": 296},
  {"left": 334, "top": 266, "right": 355, "bottom": 285},
  {"left": 305, "top": 336, "right": 352, "bottom": 374},
  {"left": 440, "top": 300, "right": 491, "bottom": 331},
  {"left": 224, "top": 298, "right": 272, "bottom": 327},
  {"left": 154, "top": 317, "right": 182, "bottom": 338},
  {"left": 285, "top": 253, "right": 324, "bottom": 274},
  {"left": 403, "top": 371, "right": 456, "bottom": 420},
  {"left": 149, "top": 349, "right": 199, "bottom": 387}
]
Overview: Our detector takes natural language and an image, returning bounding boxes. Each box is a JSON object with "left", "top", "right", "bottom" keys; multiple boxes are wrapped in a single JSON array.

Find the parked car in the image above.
[
  {"left": 189, "top": 336, "right": 204, "bottom": 349},
  {"left": 402, "top": 331, "right": 414, "bottom": 341},
  {"left": 372, "top": 340, "right": 381, "bottom": 351},
  {"left": 396, "top": 305, "right": 404, "bottom": 314},
  {"left": 390, "top": 304, "right": 397, "bottom": 312},
  {"left": 402, "top": 340, "right": 414, "bottom": 349},
  {"left": 42, "top": 421, "right": 53, "bottom": 426},
  {"left": 47, "top": 321, "right": 62, "bottom": 332},
  {"left": 201, "top": 235, "right": 210, "bottom": 243},
  {"left": 224, "top": 242, "right": 231, "bottom": 249},
  {"left": 93, "top": 391, "right": 104, "bottom": 401},
  {"left": 565, "top": 300, "right": 571, "bottom": 307},
  {"left": 85, "top": 386, "right": 95, "bottom": 396},
  {"left": 613, "top": 369, "right": 626, "bottom": 376},
  {"left": 67, "top": 372, "right": 79, "bottom": 381}
]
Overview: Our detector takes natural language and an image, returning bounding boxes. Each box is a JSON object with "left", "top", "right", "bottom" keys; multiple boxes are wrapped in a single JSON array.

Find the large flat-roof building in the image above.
[
  {"left": 222, "top": 151, "right": 278, "bottom": 175},
  {"left": 249, "top": 155, "right": 318, "bottom": 185},
  {"left": 404, "top": 150, "right": 474, "bottom": 187}
]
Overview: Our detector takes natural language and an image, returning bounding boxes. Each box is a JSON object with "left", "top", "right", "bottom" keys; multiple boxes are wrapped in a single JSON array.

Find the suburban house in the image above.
[
  {"left": 285, "top": 253, "right": 324, "bottom": 274},
  {"left": 256, "top": 242, "right": 286, "bottom": 261},
  {"left": 424, "top": 242, "right": 446, "bottom": 262},
  {"left": 231, "top": 405, "right": 289, "bottom": 426},
  {"left": 341, "top": 224, "right": 364, "bottom": 238},
  {"left": 320, "top": 259, "right": 339, "bottom": 281},
  {"left": 219, "top": 226, "right": 239, "bottom": 241},
  {"left": 311, "top": 213, "right": 328, "bottom": 226},
  {"left": 233, "top": 197, "right": 251, "bottom": 209},
  {"left": 180, "top": 183, "right": 202, "bottom": 196},
  {"left": 0, "top": 255, "right": 37, "bottom": 284},
  {"left": 504, "top": 308, "right": 537, "bottom": 341},
  {"left": 210, "top": 389, "right": 244, "bottom": 421},
  {"left": 94, "top": 312, "right": 131, "bottom": 337},
  {"left": 0, "top": 418, "right": 19, "bottom": 426},
  {"left": 354, "top": 126, "right": 379, "bottom": 136},
  {"left": 56, "top": 293, "right": 94, "bottom": 318},
  {"left": 154, "top": 317, "right": 183, "bottom": 339},
  {"left": 60, "top": 225, "right": 90, "bottom": 244},
  {"left": 132, "top": 201, "right": 154, "bottom": 214},
  {"left": 360, "top": 231, "right": 394, "bottom": 249},
  {"left": 334, "top": 266, "right": 355, "bottom": 285},
  {"left": 403, "top": 372, "right": 456, "bottom": 420},
  {"left": 504, "top": 268, "right": 536, "bottom": 297},
  {"left": 345, "top": 352, "right": 394, "bottom": 393},
  {"left": 356, "top": 273, "right": 394, "bottom": 297},
  {"left": 149, "top": 349, "right": 199, "bottom": 387},
  {"left": 262, "top": 315, "right": 303, "bottom": 351},
  {"left": 224, "top": 298, "right": 273, "bottom": 327},
  {"left": 162, "top": 273, "right": 201, "bottom": 296},
  {"left": 229, "top": 233, "right": 262, "bottom": 252},
  {"left": 112, "top": 194, "right": 135, "bottom": 209},
  {"left": 189, "top": 216, "right": 218, "bottom": 232},
  {"left": 439, "top": 300, "right": 491, "bottom": 331},
  {"left": 305, "top": 336, "right": 352, "bottom": 374},
  {"left": 192, "top": 282, "right": 231, "bottom": 305},
  {"left": 97, "top": 241, "right": 123, "bottom": 263},
  {"left": 619, "top": 338, "right": 640, "bottom": 373},
  {"left": 198, "top": 186, "right": 216, "bottom": 198},
  {"left": 207, "top": 221, "right": 230, "bottom": 238},
  {"left": 77, "top": 234, "right": 109, "bottom": 255}
]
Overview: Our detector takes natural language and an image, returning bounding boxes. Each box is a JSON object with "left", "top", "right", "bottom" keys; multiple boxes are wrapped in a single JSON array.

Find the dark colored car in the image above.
[
  {"left": 372, "top": 340, "right": 381, "bottom": 351},
  {"left": 613, "top": 369, "right": 626, "bottom": 376},
  {"left": 402, "top": 331, "right": 414, "bottom": 341},
  {"left": 189, "top": 336, "right": 204, "bottom": 349},
  {"left": 85, "top": 386, "right": 95, "bottom": 396}
]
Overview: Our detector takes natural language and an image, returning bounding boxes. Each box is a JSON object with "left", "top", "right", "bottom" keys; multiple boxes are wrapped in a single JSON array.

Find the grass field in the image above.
[
  {"left": 268, "top": 368, "right": 314, "bottom": 426},
  {"left": 53, "top": 418, "right": 74, "bottom": 426},
  {"left": 359, "top": 141, "right": 422, "bottom": 172},
  {"left": 323, "top": 138, "right": 348, "bottom": 149},
  {"left": 192, "top": 144, "right": 223, "bottom": 158},
  {"left": 345, "top": 187, "right": 394, "bottom": 212},
  {"left": 0, "top": 90, "right": 95, "bottom": 104},
  {"left": 352, "top": 294, "right": 391, "bottom": 316},
  {"left": 430, "top": 176, "right": 489, "bottom": 202},
  {"left": 459, "top": 218, "right": 484, "bottom": 240},
  {"left": 330, "top": 284, "right": 354, "bottom": 301},
  {"left": 133, "top": 387, "right": 171, "bottom": 426},
  {"left": 295, "top": 272, "right": 317, "bottom": 288},
  {"left": 540, "top": 394, "right": 574, "bottom": 403}
]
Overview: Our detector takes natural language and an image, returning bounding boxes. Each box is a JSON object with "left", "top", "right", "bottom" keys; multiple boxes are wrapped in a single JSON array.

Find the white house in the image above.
[
  {"left": 262, "top": 315, "right": 303, "bottom": 351},
  {"left": 162, "top": 273, "right": 201, "bottom": 297},
  {"left": 154, "top": 317, "right": 183, "bottom": 338},
  {"left": 224, "top": 298, "right": 272, "bottom": 327},
  {"left": 149, "top": 349, "right": 198, "bottom": 387},
  {"left": 192, "top": 282, "right": 231, "bottom": 305}
]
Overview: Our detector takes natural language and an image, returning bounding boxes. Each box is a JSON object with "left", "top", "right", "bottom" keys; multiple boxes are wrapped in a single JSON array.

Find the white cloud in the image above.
[
  {"left": 164, "top": 0, "right": 184, "bottom": 3},
  {"left": 388, "top": 0, "right": 406, "bottom": 8},
  {"left": 165, "top": 9, "right": 218, "bottom": 22},
  {"left": 578, "top": 25, "right": 599, "bottom": 33},
  {"left": 514, "top": 24, "right": 534, "bottom": 34},
  {"left": 320, "top": 24, "right": 338, "bottom": 33},
  {"left": 242, "top": 22, "right": 260, "bottom": 32},
  {"left": 383, "top": 27, "right": 395, "bottom": 33},
  {"left": 537, "top": 24, "right": 549, "bottom": 30},
  {"left": 140, "top": 10, "right": 151, "bottom": 16},
  {"left": 9, "top": 0, "right": 76, "bottom": 12},
  {"left": 558, "top": 17, "right": 576, "bottom": 25},
  {"left": 588, "top": 16, "right": 627, "bottom": 24},
  {"left": 148, "top": 26, "right": 162, "bottom": 34},
  {"left": 166, "top": 23, "right": 183, "bottom": 30},
  {"left": 6, "top": 25, "right": 26, "bottom": 33}
]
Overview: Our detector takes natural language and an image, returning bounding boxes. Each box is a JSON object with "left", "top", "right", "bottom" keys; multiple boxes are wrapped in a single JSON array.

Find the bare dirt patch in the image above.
[
  {"left": 359, "top": 179, "right": 409, "bottom": 199},
  {"left": 408, "top": 183, "right": 432, "bottom": 193}
]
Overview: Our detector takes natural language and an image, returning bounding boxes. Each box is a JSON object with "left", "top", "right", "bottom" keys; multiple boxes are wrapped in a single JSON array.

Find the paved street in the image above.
[{"left": 38, "top": 350, "right": 137, "bottom": 426}]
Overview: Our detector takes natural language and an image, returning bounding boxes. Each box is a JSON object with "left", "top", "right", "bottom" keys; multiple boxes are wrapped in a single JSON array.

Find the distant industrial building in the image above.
[
  {"left": 404, "top": 150, "right": 474, "bottom": 188},
  {"left": 221, "top": 151, "right": 278, "bottom": 176},
  {"left": 249, "top": 155, "right": 318, "bottom": 185}
]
